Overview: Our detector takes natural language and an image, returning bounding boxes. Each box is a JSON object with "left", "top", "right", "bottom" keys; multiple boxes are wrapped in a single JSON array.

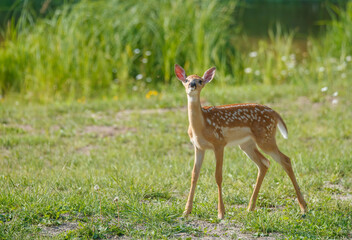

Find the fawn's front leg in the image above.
[
  {"left": 214, "top": 147, "right": 225, "bottom": 219},
  {"left": 184, "top": 147, "right": 205, "bottom": 217}
]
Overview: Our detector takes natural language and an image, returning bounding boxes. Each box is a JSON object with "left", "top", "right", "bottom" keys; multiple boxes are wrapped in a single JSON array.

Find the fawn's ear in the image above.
[
  {"left": 174, "top": 64, "right": 187, "bottom": 82},
  {"left": 203, "top": 67, "right": 216, "bottom": 83}
]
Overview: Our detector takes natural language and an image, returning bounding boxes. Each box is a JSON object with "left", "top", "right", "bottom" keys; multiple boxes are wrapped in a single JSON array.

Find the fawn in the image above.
[{"left": 175, "top": 64, "right": 307, "bottom": 219}]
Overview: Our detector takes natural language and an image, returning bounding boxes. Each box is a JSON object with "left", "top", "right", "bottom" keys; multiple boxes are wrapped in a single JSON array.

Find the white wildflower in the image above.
[
  {"left": 332, "top": 99, "right": 338, "bottom": 105},
  {"left": 244, "top": 67, "right": 252, "bottom": 74},
  {"left": 321, "top": 86, "right": 328, "bottom": 92},
  {"left": 142, "top": 58, "right": 148, "bottom": 64},
  {"left": 329, "top": 58, "right": 337, "bottom": 63},
  {"left": 286, "top": 62, "right": 295, "bottom": 69},
  {"left": 318, "top": 67, "right": 325, "bottom": 73},
  {"left": 133, "top": 48, "right": 141, "bottom": 54},
  {"left": 254, "top": 70, "right": 261, "bottom": 76},
  {"left": 281, "top": 56, "right": 287, "bottom": 62},
  {"left": 114, "top": 197, "right": 119, "bottom": 202},
  {"left": 346, "top": 56, "right": 352, "bottom": 62},
  {"left": 136, "top": 74, "right": 143, "bottom": 80},
  {"left": 145, "top": 51, "right": 152, "bottom": 56},
  {"left": 249, "top": 51, "right": 258, "bottom": 58},
  {"left": 132, "top": 86, "right": 138, "bottom": 91},
  {"left": 332, "top": 91, "right": 338, "bottom": 97},
  {"left": 146, "top": 77, "right": 152, "bottom": 83},
  {"left": 337, "top": 62, "right": 346, "bottom": 71},
  {"left": 341, "top": 73, "right": 346, "bottom": 79},
  {"left": 94, "top": 185, "right": 100, "bottom": 191},
  {"left": 290, "top": 54, "right": 296, "bottom": 60}
]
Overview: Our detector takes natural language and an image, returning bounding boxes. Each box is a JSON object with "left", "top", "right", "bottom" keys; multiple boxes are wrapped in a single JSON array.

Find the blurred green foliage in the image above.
[
  {"left": 0, "top": 0, "right": 237, "bottom": 100},
  {"left": 0, "top": 0, "right": 351, "bottom": 101}
]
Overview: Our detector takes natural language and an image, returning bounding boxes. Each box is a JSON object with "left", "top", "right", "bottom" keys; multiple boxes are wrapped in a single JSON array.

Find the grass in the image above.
[
  {"left": 1, "top": 80, "right": 351, "bottom": 239},
  {"left": 0, "top": 0, "right": 351, "bottom": 238},
  {"left": 0, "top": 1, "right": 352, "bottom": 101},
  {"left": 0, "top": 0, "right": 237, "bottom": 100}
]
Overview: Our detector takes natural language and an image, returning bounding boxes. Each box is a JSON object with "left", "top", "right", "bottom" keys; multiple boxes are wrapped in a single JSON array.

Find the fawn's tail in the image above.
[{"left": 276, "top": 114, "right": 288, "bottom": 139}]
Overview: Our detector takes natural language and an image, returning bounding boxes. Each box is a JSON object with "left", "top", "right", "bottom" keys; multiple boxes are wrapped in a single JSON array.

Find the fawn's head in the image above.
[{"left": 174, "top": 64, "right": 216, "bottom": 96}]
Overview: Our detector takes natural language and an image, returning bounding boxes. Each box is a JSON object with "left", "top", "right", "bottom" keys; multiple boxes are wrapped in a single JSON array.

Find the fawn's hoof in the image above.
[
  {"left": 247, "top": 207, "right": 255, "bottom": 212},
  {"left": 218, "top": 212, "right": 224, "bottom": 220},
  {"left": 299, "top": 203, "right": 308, "bottom": 216},
  {"left": 183, "top": 210, "right": 191, "bottom": 218}
]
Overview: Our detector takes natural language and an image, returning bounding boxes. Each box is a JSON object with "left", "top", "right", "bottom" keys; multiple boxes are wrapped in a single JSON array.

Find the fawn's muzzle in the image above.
[{"left": 190, "top": 82, "right": 197, "bottom": 88}]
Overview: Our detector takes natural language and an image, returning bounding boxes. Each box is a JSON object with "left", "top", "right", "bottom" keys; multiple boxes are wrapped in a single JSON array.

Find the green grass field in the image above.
[
  {"left": 1, "top": 81, "right": 351, "bottom": 239},
  {"left": 1, "top": 1, "right": 352, "bottom": 238}
]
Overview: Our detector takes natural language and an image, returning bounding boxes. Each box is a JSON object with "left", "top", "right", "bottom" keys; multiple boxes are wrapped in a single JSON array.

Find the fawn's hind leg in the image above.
[
  {"left": 240, "top": 140, "right": 270, "bottom": 211},
  {"left": 258, "top": 141, "right": 307, "bottom": 213}
]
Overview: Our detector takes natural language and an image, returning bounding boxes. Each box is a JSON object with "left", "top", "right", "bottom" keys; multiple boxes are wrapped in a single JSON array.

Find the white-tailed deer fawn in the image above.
[{"left": 175, "top": 64, "right": 307, "bottom": 219}]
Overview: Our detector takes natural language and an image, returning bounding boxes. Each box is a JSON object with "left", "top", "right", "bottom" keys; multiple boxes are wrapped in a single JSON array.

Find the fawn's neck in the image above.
[{"left": 187, "top": 94, "right": 205, "bottom": 133}]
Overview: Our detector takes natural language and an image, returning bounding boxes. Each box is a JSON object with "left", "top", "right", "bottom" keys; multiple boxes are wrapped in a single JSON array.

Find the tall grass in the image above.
[
  {"left": 0, "top": 0, "right": 351, "bottom": 101},
  {"left": 313, "top": 3, "right": 352, "bottom": 59},
  {"left": 0, "top": 0, "right": 237, "bottom": 100},
  {"left": 306, "top": 3, "right": 352, "bottom": 85},
  {"left": 233, "top": 25, "right": 298, "bottom": 85}
]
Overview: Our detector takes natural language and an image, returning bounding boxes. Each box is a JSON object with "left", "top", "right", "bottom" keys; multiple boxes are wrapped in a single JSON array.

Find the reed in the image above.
[{"left": 0, "top": 0, "right": 237, "bottom": 100}]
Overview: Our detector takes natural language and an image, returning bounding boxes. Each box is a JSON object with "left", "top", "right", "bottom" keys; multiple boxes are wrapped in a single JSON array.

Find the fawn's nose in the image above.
[{"left": 190, "top": 82, "right": 197, "bottom": 88}]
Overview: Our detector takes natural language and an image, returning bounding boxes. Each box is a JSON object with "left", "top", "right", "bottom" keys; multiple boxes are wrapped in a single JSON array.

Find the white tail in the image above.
[
  {"left": 277, "top": 118, "right": 288, "bottom": 139},
  {"left": 175, "top": 64, "right": 307, "bottom": 219}
]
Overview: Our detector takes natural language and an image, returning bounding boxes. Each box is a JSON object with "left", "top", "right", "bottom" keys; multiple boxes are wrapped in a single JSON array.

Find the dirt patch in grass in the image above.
[
  {"left": 116, "top": 107, "right": 186, "bottom": 121},
  {"left": 296, "top": 96, "right": 323, "bottom": 109},
  {"left": 0, "top": 148, "right": 11, "bottom": 158},
  {"left": 324, "top": 181, "right": 344, "bottom": 192},
  {"left": 333, "top": 194, "right": 352, "bottom": 201},
  {"left": 37, "top": 217, "right": 282, "bottom": 239},
  {"left": 2, "top": 124, "right": 34, "bottom": 133},
  {"left": 175, "top": 219, "right": 281, "bottom": 239},
  {"left": 15, "top": 124, "right": 34, "bottom": 132},
  {"left": 40, "top": 222, "right": 78, "bottom": 236},
  {"left": 83, "top": 125, "right": 136, "bottom": 137},
  {"left": 324, "top": 181, "right": 352, "bottom": 202},
  {"left": 76, "top": 145, "right": 98, "bottom": 156},
  {"left": 295, "top": 95, "right": 340, "bottom": 110},
  {"left": 50, "top": 125, "right": 61, "bottom": 132}
]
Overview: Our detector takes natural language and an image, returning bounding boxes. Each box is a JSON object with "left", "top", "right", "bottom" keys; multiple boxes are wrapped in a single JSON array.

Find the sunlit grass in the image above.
[{"left": 0, "top": 82, "right": 351, "bottom": 238}]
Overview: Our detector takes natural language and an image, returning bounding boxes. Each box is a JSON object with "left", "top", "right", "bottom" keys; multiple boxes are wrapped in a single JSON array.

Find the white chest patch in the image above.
[{"left": 187, "top": 95, "right": 197, "bottom": 102}]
